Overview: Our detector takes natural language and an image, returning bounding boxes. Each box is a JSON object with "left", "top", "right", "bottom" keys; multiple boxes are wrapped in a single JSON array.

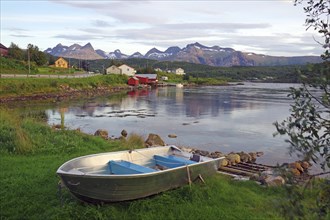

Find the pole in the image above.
[{"left": 27, "top": 48, "right": 31, "bottom": 75}]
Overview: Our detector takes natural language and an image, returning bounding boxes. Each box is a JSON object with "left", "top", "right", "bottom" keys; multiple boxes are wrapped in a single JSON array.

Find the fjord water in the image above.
[{"left": 47, "top": 83, "right": 299, "bottom": 166}]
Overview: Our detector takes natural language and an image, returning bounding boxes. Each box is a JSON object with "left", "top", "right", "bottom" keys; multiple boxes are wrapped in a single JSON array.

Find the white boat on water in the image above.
[
  {"left": 57, "top": 146, "right": 224, "bottom": 203},
  {"left": 176, "top": 83, "right": 184, "bottom": 88}
]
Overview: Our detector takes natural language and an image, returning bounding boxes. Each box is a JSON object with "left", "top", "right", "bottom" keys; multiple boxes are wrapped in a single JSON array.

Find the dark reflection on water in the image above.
[{"left": 45, "top": 82, "right": 302, "bottom": 166}]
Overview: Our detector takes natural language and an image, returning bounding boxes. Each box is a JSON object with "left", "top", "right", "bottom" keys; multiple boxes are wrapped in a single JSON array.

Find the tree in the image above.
[
  {"left": 81, "top": 60, "right": 90, "bottom": 71},
  {"left": 8, "top": 43, "right": 24, "bottom": 60},
  {"left": 294, "top": 0, "right": 329, "bottom": 60},
  {"left": 275, "top": 0, "right": 329, "bottom": 171},
  {"left": 273, "top": 1, "right": 330, "bottom": 218},
  {"left": 26, "top": 44, "right": 47, "bottom": 66}
]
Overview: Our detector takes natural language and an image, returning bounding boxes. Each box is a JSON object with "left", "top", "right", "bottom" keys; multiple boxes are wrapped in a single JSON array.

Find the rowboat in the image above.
[{"left": 57, "top": 146, "right": 224, "bottom": 203}]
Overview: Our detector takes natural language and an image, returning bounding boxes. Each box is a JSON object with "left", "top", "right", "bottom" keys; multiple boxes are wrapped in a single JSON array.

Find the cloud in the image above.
[
  {"left": 6, "top": 27, "right": 29, "bottom": 32},
  {"left": 10, "top": 34, "right": 33, "bottom": 38},
  {"left": 92, "top": 20, "right": 112, "bottom": 27},
  {"left": 53, "top": 34, "right": 102, "bottom": 41}
]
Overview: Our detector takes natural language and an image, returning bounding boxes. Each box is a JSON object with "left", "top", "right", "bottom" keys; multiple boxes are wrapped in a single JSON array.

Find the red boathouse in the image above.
[{"left": 128, "top": 77, "right": 139, "bottom": 86}]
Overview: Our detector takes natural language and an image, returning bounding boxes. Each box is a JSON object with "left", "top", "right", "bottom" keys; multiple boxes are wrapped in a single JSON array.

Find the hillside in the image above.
[{"left": 66, "top": 57, "right": 306, "bottom": 83}]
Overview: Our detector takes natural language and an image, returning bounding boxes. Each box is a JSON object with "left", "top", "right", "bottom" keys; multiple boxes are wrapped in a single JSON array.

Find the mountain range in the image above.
[{"left": 45, "top": 42, "right": 322, "bottom": 67}]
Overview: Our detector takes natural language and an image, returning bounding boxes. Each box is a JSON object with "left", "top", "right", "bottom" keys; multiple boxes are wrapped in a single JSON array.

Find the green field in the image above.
[
  {"left": 37, "top": 67, "right": 82, "bottom": 75},
  {"left": 0, "top": 74, "right": 129, "bottom": 97}
]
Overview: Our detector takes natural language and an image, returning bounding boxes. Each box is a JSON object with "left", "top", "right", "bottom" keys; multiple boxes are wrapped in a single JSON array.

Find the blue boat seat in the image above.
[
  {"left": 154, "top": 155, "right": 196, "bottom": 168},
  {"left": 108, "top": 160, "right": 156, "bottom": 174}
]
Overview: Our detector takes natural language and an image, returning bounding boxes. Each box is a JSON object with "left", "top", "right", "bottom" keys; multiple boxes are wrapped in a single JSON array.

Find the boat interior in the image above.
[
  {"left": 108, "top": 154, "right": 198, "bottom": 175},
  {"left": 60, "top": 146, "right": 208, "bottom": 176}
]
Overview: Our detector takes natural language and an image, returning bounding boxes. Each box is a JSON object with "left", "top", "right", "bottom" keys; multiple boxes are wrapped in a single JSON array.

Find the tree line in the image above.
[{"left": 7, "top": 43, "right": 50, "bottom": 66}]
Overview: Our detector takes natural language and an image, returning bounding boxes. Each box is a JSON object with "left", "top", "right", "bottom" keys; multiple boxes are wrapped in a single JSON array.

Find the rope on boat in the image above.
[{"left": 186, "top": 165, "right": 192, "bottom": 188}]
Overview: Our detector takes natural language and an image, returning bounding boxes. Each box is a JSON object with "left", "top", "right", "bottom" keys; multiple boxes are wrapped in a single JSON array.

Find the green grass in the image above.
[
  {"left": 38, "top": 67, "right": 82, "bottom": 75},
  {"left": 0, "top": 74, "right": 129, "bottom": 97},
  {"left": 0, "top": 108, "right": 326, "bottom": 219},
  {"left": 0, "top": 57, "right": 38, "bottom": 74}
]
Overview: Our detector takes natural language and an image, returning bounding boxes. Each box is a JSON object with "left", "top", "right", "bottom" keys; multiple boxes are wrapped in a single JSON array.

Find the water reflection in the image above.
[{"left": 47, "top": 83, "right": 298, "bottom": 166}]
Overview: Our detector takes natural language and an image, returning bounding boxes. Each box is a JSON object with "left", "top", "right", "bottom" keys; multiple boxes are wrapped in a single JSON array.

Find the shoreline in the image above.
[{"left": 0, "top": 86, "right": 129, "bottom": 103}]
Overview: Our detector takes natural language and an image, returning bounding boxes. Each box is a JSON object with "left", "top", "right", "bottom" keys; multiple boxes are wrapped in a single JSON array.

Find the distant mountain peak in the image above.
[
  {"left": 165, "top": 46, "right": 181, "bottom": 55},
  {"left": 45, "top": 42, "right": 322, "bottom": 66},
  {"left": 129, "top": 52, "right": 144, "bottom": 58},
  {"left": 82, "top": 42, "right": 94, "bottom": 50},
  {"left": 45, "top": 42, "right": 102, "bottom": 60},
  {"left": 148, "top": 47, "right": 162, "bottom": 53}
]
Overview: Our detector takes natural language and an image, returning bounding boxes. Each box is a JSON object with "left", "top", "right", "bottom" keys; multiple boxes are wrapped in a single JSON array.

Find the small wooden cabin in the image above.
[
  {"left": 128, "top": 77, "right": 139, "bottom": 86},
  {"left": 54, "top": 57, "right": 68, "bottom": 68}
]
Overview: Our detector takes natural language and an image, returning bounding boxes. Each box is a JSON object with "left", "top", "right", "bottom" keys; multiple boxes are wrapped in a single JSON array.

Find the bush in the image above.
[
  {"left": 0, "top": 109, "right": 32, "bottom": 153},
  {"left": 121, "top": 133, "right": 145, "bottom": 149}
]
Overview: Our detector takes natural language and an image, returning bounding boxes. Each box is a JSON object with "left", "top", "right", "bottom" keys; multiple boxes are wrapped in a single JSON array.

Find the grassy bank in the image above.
[
  {"left": 0, "top": 109, "right": 326, "bottom": 219},
  {"left": 0, "top": 74, "right": 128, "bottom": 97}
]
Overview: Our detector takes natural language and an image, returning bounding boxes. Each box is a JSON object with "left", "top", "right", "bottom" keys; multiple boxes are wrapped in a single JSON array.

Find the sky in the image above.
[{"left": 0, "top": 0, "right": 324, "bottom": 57}]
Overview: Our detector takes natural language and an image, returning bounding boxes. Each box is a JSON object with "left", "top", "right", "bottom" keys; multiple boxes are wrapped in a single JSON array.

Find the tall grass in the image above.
[
  {"left": 0, "top": 109, "right": 32, "bottom": 153},
  {"left": 121, "top": 133, "right": 145, "bottom": 150}
]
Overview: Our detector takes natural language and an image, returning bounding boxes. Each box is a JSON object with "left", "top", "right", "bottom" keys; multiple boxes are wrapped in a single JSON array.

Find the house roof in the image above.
[
  {"left": 107, "top": 65, "right": 121, "bottom": 69},
  {"left": 0, "top": 43, "right": 8, "bottom": 50},
  {"left": 56, "top": 57, "right": 67, "bottom": 62},
  {"left": 119, "top": 64, "right": 134, "bottom": 69},
  {"left": 135, "top": 74, "right": 157, "bottom": 79}
]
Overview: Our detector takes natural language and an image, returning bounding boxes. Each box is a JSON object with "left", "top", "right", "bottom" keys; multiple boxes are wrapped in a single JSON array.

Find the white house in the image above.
[
  {"left": 161, "top": 76, "right": 168, "bottom": 81},
  {"left": 118, "top": 64, "right": 136, "bottom": 76},
  {"left": 106, "top": 65, "right": 121, "bottom": 75},
  {"left": 175, "top": 68, "right": 185, "bottom": 75}
]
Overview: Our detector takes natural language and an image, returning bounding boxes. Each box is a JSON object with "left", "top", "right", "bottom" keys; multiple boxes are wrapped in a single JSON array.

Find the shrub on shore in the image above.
[{"left": 0, "top": 109, "right": 32, "bottom": 153}]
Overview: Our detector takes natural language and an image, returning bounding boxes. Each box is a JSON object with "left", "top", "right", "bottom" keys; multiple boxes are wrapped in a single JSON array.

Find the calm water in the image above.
[{"left": 47, "top": 82, "right": 300, "bottom": 166}]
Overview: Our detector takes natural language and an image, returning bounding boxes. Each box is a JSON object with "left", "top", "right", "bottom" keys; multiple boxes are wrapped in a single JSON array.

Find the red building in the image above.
[
  {"left": 0, "top": 43, "right": 8, "bottom": 57},
  {"left": 135, "top": 74, "right": 158, "bottom": 85},
  {"left": 128, "top": 77, "right": 139, "bottom": 86}
]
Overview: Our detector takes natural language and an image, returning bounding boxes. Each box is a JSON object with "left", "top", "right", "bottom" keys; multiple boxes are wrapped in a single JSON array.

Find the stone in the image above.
[
  {"left": 264, "top": 176, "right": 285, "bottom": 187},
  {"left": 210, "top": 151, "right": 224, "bottom": 158},
  {"left": 94, "top": 129, "right": 108, "bottom": 140},
  {"left": 168, "top": 134, "right": 177, "bottom": 138},
  {"left": 291, "top": 168, "right": 301, "bottom": 176},
  {"left": 145, "top": 133, "right": 165, "bottom": 147},
  {"left": 239, "top": 152, "right": 252, "bottom": 163},
  {"left": 301, "top": 161, "right": 310, "bottom": 170},
  {"left": 289, "top": 162, "right": 304, "bottom": 173},
  {"left": 256, "top": 152, "right": 264, "bottom": 157},
  {"left": 248, "top": 152, "right": 257, "bottom": 162},
  {"left": 194, "top": 149, "right": 210, "bottom": 157},
  {"left": 226, "top": 153, "right": 241, "bottom": 165},
  {"left": 220, "top": 159, "right": 229, "bottom": 167},
  {"left": 121, "top": 129, "right": 128, "bottom": 137},
  {"left": 52, "top": 124, "right": 62, "bottom": 129}
]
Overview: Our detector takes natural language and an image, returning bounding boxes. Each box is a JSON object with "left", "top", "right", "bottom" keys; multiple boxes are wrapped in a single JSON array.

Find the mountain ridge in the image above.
[{"left": 45, "top": 42, "right": 322, "bottom": 66}]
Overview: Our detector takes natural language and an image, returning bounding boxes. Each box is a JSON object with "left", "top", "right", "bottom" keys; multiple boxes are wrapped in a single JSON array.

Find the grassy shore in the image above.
[
  {"left": 3, "top": 108, "right": 327, "bottom": 220},
  {"left": 0, "top": 74, "right": 129, "bottom": 98}
]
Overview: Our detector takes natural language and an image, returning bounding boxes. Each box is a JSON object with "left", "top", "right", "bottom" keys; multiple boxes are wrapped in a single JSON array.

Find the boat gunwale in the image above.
[
  {"left": 57, "top": 157, "right": 224, "bottom": 178},
  {"left": 56, "top": 146, "right": 224, "bottom": 178}
]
